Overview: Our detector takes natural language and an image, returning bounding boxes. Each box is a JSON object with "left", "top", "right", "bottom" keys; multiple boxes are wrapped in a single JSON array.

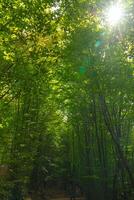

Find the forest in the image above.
[{"left": 0, "top": 0, "right": 134, "bottom": 200}]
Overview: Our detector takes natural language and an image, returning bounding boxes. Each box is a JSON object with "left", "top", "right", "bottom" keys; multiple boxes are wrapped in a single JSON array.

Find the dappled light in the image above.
[{"left": 0, "top": 0, "right": 134, "bottom": 200}]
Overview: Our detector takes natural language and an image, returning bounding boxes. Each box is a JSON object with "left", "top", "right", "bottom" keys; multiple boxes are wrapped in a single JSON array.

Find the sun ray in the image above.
[{"left": 106, "top": 3, "right": 124, "bottom": 26}]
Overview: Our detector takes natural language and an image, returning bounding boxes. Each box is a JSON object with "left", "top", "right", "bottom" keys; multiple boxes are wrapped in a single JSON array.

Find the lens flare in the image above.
[{"left": 107, "top": 4, "right": 123, "bottom": 26}]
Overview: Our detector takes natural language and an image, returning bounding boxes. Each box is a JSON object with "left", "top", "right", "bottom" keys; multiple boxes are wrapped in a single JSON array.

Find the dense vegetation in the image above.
[{"left": 0, "top": 0, "right": 134, "bottom": 200}]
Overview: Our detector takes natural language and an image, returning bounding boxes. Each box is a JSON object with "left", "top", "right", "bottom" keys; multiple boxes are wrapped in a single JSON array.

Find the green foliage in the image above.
[{"left": 0, "top": 0, "right": 134, "bottom": 200}]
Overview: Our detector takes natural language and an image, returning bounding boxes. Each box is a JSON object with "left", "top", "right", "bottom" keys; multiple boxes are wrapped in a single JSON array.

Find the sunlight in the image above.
[
  {"left": 51, "top": 4, "right": 60, "bottom": 12},
  {"left": 106, "top": 3, "right": 124, "bottom": 26},
  {"left": 51, "top": 1, "right": 61, "bottom": 13}
]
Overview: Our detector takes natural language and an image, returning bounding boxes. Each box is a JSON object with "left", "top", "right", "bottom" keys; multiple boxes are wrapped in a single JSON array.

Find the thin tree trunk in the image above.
[{"left": 99, "top": 95, "right": 134, "bottom": 188}]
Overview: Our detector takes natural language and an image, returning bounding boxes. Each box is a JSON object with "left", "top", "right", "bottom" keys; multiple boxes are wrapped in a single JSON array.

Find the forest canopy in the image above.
[{"left": 0, "top": 0, "right": 134, "bottom": 200}]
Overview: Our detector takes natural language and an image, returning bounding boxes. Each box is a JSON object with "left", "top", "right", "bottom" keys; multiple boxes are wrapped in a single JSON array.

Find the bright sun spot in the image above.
[{"left": 107, "top": 4, "right": 123, "bottom": 26}]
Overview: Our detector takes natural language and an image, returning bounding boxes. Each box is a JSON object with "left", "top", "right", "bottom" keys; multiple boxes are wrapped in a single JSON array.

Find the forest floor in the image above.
[
  {"left": 50, "top": 198, "right": 84, "bottom": 200},
  {"left": 25, "top": 184, "right": 84, "bottom": 200},
  {"left": 49, "top": 193, "right": 83, "bottom": 200},
  {"left": 25, "top": 191, "right": 84, "bottom": 200},
  {"left": 44, "top": 186, "right": 84, "bottom": 200},
  {"left": 48, "top": 189, "right": 84, "bottom": 200}
]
